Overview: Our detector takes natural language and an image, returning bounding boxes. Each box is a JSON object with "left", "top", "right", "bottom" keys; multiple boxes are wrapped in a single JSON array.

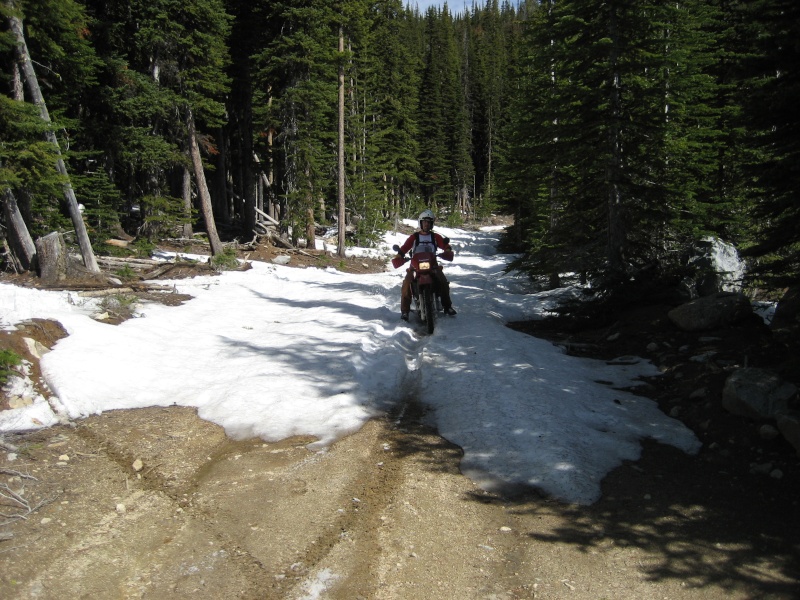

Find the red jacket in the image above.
[{"left": 399, "top": 231, "right": 450, "bottom": 256}]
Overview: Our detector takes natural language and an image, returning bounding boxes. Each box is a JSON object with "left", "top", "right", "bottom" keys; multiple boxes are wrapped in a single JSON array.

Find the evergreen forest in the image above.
[{"left": 1, "top": 0, "right": 798, "bottom": 294}]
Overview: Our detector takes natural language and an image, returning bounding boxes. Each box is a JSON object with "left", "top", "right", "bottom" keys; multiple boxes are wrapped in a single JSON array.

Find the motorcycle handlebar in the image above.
[{"left": 391, "top": 250, "right": 453, "bottom": 269}]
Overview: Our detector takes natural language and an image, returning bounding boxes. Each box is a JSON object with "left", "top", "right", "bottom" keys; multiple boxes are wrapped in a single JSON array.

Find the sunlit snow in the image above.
[{"left": 0, "top": 223, "right": 700, "bottom": 504}]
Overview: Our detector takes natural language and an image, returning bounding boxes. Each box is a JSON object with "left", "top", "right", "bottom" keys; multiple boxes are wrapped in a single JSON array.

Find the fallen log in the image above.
[
  {"left": 78, "top": 287, "right": 135, "bottom": 298},
  {"left": 95, "top": 256, "right": 161, "bottom": 269},
  {"left": 142, "top": 263, "right": 178, "bottom": 279}
]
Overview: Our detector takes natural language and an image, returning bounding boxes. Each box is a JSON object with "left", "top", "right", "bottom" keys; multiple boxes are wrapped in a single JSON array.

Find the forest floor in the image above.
[{"left": 0, "top": 232, "right": 798, "bottom": 599}]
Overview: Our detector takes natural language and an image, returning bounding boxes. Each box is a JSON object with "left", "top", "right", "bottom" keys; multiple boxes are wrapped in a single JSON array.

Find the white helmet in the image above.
[{"left": 418, "top": 209, "right": 435, "bottom": 229}]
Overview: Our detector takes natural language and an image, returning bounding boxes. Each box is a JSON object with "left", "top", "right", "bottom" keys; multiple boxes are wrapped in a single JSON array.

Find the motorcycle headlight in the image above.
[{"left": 418, "top": 261, "right": 431, "bottom": 270}]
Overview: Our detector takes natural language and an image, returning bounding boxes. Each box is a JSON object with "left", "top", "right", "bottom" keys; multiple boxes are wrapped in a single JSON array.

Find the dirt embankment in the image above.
[{"left": 1, "top": 391, "right": 797, "bottom": 598}]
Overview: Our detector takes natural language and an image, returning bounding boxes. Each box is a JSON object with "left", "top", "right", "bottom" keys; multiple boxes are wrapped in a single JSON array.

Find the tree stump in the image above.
[{"left": 35, "top": 232, "right": 67, "bottom": 283}]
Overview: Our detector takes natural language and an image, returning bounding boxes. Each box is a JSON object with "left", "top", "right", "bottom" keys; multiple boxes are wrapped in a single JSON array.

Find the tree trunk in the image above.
[
  {"left": 186, "top": 107, "right": 224, "bottom": 256},
  {"left": 337, "top": 27, "right": 346, "bottom": 258},
  {"left": 2, "top": 188, "right": 36, "bottom": 271},
  {"left": 7, "top": 7, "right": 99, "bottom": 273},
  {"left": 181, "top": 165, "right": 194, "bottom": 238},
  {"left": 606, "top": 2, "right": 625, "bottom": 273},
  {"left": 213, "top": 126, "right": 230, "bottom": 224},
  {"left": 306, "top": 207, "right": 316, "bottom": 250},
  {"left": 35, "top": 232, "right": 67, "bottom": 284}
]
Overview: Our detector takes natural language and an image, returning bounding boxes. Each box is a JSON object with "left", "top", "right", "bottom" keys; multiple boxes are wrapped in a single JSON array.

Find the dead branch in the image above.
[
  {"left": 0, "top": 469, "right": 37, "bottom": 481},
  {"left": 0, "top": 483, "right": 60, "bottom": 526},
  {"left": 268, "top": 230, "right": 295, "bottom": 250}
]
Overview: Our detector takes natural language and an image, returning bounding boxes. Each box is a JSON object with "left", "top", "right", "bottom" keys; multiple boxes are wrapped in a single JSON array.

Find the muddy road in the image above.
[{"left": 1, "top": 398, "right": 797, "bottom": 600}]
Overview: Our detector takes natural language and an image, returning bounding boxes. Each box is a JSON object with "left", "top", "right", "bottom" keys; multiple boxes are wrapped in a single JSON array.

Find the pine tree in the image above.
[
  {"left": 418, "top": 6, "right": 468, "bottom": 217},
  {"left": 464, "top": 0, "right": 516, "bottom": 217},
  {"left": 368, "top": 0, "right": 421, "bottom": 223},
  {"left": 83, "top": 0, "right": 232, "bottom": 252},
  {"left": 499, "top": 0, "right": 730, "bottom": 289},
  {"left": 739, "top": 0, "right": 800, "bottom": 286},
  {"left": 252, "top": 0, "right": 339, "bottom": 246},
  {"left": 5, "top": 0, "right": 100, "bottom": 271}
]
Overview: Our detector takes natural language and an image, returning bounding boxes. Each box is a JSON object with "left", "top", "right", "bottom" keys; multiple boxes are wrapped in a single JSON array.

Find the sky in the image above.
[
  {"left": 0, "top": 223, "right": 701, "bottom": 505},
  {"left": 406, "top": 0, "right": 470, "bottom": 14}
]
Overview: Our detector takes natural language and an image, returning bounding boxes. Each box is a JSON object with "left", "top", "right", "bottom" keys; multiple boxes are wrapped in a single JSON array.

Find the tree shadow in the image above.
[{"left": 469, "top": 440, "right": 800, "bottom": 597}]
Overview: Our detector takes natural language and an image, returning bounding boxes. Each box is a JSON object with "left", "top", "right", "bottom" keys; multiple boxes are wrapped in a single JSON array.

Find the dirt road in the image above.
[{"left": 1, "top": 396, "right": 797, "bottom": 600}]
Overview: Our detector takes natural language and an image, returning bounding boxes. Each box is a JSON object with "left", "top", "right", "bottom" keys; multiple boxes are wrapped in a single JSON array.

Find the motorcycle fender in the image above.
[{"left": 418, "top": 274, "right": 433, "bottom": 286}]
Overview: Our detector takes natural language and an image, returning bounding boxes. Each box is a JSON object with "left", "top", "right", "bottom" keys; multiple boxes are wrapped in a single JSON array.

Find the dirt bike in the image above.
[{"left": 392, "top": 243, "right": 454, "bottom": 334}]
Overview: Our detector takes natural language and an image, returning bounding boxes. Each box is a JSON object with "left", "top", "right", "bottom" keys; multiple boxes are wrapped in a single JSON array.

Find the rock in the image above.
[
  {"left": 272, "top": 255, "right": 291, "bottom": 265},
  {"left": 132, "top": 458, "right": 144, "bottom": 472},
  {"left": 606, "top": 356, "right": 641, "bottom": 365},
  {"left": 776, "top": 412, "right": 800, "bottom": 456},
  {"left": 22, "top": 337, "right": 50, "bottom": 359},
  {"left": 722, "top": 368, "right": 796, "bottom": 420},
  {"left": 607, "top": 332, "right": 620, "bottom": 341},
  {"left": 646, "top": 342, "right": 659, "bottom": 352},
  {"left": 116, "top": 503, "right": 126, "bottom": 514},
  {"left": 689, "top": 387, "right": 708, "bottom": 400},
  {"left": 668, "top": 292, "right": 753, "bottom": 332},
  {"left": 750, "top": 462, "right": 773, "bottom": 475},
  {"left": 8, "top": 396, "right": 33, "bottom": 409},
  {"left": 770, "top": 286, "right": 800, "bottom": 340},
  {"left": 690, "top": 351, "right": 717, "bottom": 363},
  {"left": 687, "top": 237, "right": 746, "bottom": 296},
  {"left": 758, "top": 424, "right": 780, "bottom": 440}
]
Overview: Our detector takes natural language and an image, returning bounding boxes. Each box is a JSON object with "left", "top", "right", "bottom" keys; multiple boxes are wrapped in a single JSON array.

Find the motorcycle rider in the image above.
[{"left": 395, "top": 209, "right": 457, "bottom": 321}]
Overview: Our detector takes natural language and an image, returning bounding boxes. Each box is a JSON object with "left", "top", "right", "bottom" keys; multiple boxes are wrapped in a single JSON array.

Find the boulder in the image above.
[
  {"left": 668, "top": 292, "right": 753, "bottom": 332},
  {"left": 688, "top": 237, "right": 746, "bottom": 296},
  {"left": 721, "top": 368, "right": 797, "bottom": 420},
  {"left": 771, "top": 286, "right": 800, "bottom": 333}
]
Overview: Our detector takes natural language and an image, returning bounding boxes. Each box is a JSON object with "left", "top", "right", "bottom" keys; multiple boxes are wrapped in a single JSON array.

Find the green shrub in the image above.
[
  {"left": 0, "top": 349, "right": 23, "bottom": 385},
  {"left": 114, "top": 264, "right": 138, "bottom": 280},
  {"left": 210, "top": 247, "right": 240, "bottom": 271},
  {"left": 98, "top": 294, "right": 139, "bottom": 321}
]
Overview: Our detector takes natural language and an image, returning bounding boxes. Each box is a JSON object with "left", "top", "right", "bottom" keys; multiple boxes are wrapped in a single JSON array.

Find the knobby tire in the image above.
[{"left": 423, "top": 287, "right": 435, "bottom": 334}]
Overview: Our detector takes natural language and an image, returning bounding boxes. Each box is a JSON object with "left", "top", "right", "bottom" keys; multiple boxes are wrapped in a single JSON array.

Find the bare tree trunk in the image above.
[
  {"left": 2, "top": 188, "right": 36, "bottom": 271},
  {"left": 306, "top": 207, "right": 315, "bottom": 250},
  {"left": 337, "top": 27, "right": 346, "bottom": 258},
  {"left": 186, "top": 107, "right": 223, "bottom": 256},
  {"left": 11, "top": 59, "right": 23, "bottom": 101},
  {"left": 7, "top": 7, "right": 99, "bottom": 273},
  {"left": 181, "top": 165, "right": 193, "bottom": 238}
]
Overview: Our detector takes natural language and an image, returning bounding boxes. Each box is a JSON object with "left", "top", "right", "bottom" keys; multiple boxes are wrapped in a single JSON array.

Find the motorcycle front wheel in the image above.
[{"left": 422, "top": 287, "right": 435, "bottom": 334}]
